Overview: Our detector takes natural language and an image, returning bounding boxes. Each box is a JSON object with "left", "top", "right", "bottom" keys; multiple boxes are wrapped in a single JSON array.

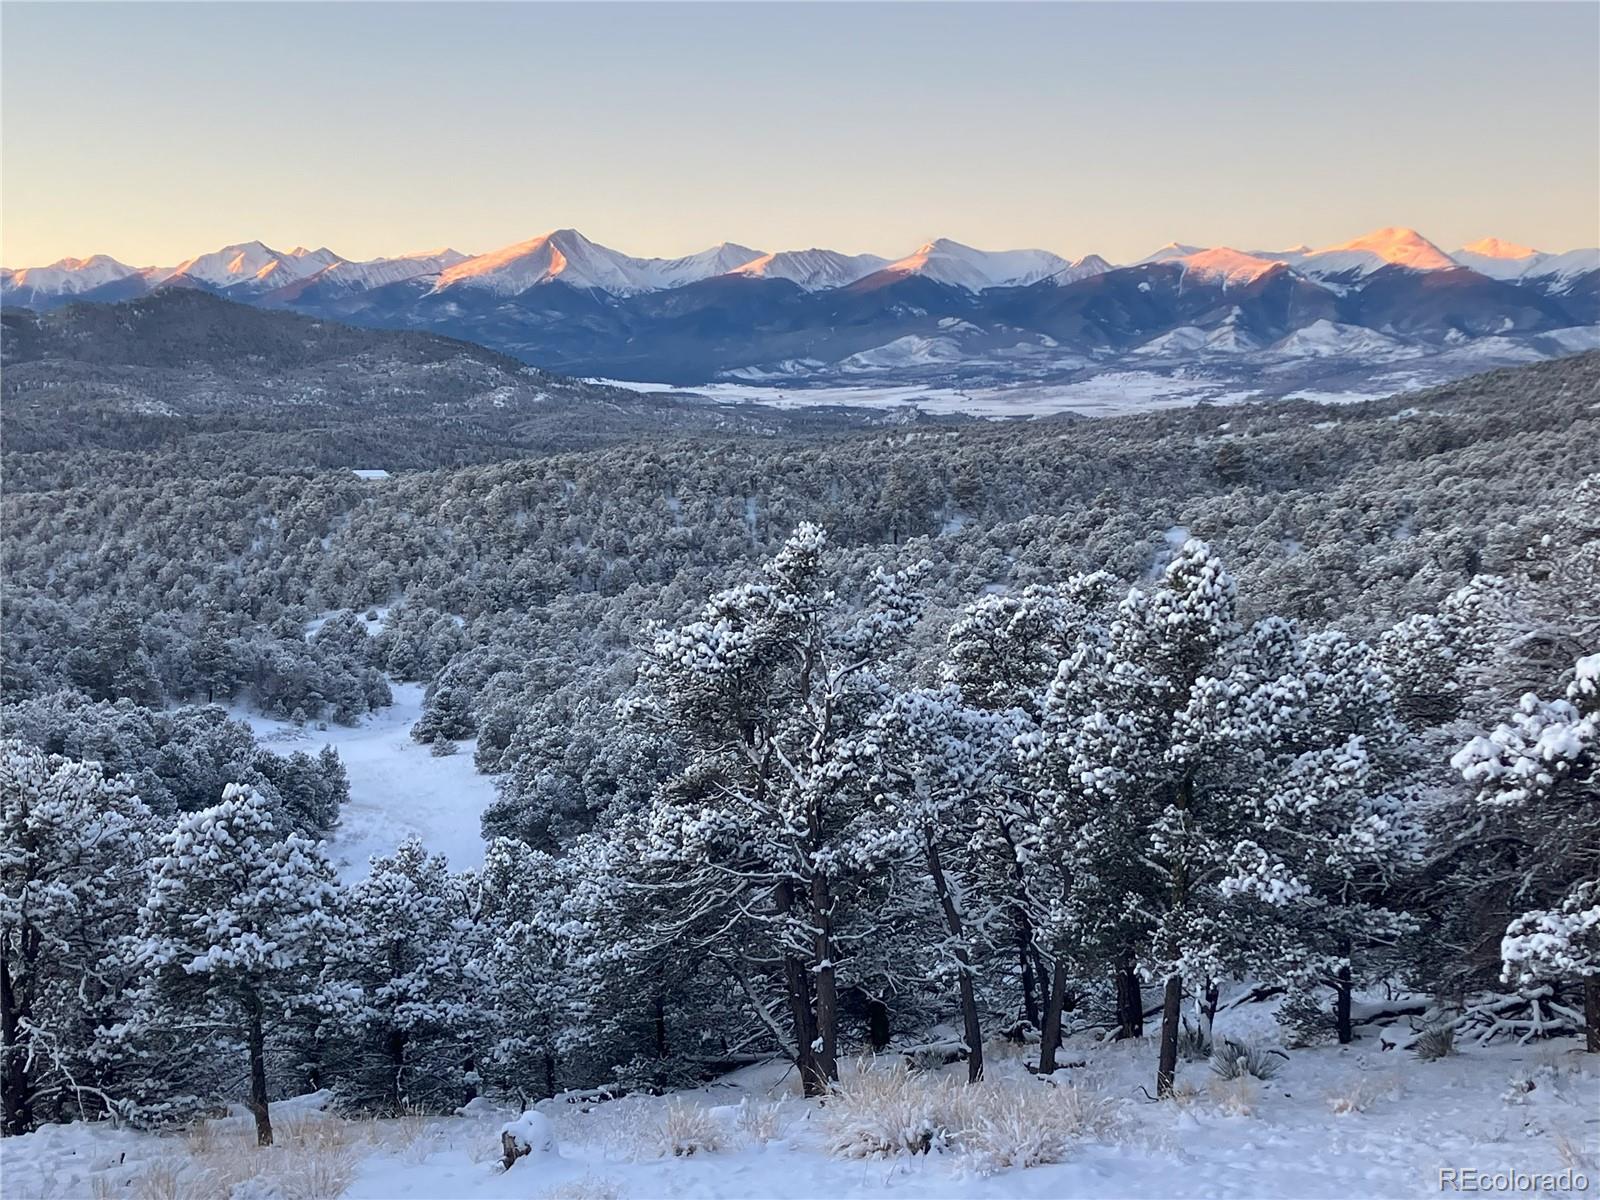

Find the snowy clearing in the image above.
[
  {"left": 6, "top": 1014, "right": 1595, "bottom": 1200},
  {"left": 235, "top": 682, "right": 497, "bottom": 881}
]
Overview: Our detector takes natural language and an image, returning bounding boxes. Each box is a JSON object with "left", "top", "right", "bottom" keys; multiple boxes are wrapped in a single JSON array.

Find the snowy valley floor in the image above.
[
  {"left": 7, "top": 1013, "right": 1598, "bottom": 1200},
  {"left": 234, "top": 681, "right": 498, "bottom": 882}
]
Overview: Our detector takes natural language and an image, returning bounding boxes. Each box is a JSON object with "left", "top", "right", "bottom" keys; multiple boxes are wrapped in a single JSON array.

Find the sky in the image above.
[{"left": 3, "top": 2, "right": 1597, "bottom": 268}]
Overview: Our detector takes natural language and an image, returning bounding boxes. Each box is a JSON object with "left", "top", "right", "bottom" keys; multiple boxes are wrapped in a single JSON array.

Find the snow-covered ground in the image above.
[
  {"left": 7, "top": 1008, "right": 1595, "bottom": 1200},
  {"left": 594, "top": 373, "right": 1261, "bottom": 418},
  {"left": 236, "top": 682, "right": 497, "bottom": 881}
]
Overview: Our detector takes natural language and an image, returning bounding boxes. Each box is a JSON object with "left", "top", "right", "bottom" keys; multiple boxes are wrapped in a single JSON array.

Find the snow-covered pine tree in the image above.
[
  {"left": 331, "top": 838, "right": 486, "bottom": 1111},
  {"left": 628, "top": 524, "right": 923, "bottom": 1094},
  {"left": 1, "top": 742, "right": 153, "bottom": 1134},
  {"left": 473, "top": 836, "right": 573, "bottom": 1104},
  {"left": 1219, "top": 630, "right": 1426, "bottom": 1044},
  {"left": 857, "top": 686, "right": 1024, "bottom": 1081},
  {"left": 942, "top": 574, "right": 1118, "bottom": 1035},
  {"left": 1051, "top": 539, "right": 1247, "bottom": 1097},
  {"left": 134, "top": 784, "right": 349, "bottom": 1144},
  {"left": 1454, "top": 652, "right": 1600, "bottom": 1050}
]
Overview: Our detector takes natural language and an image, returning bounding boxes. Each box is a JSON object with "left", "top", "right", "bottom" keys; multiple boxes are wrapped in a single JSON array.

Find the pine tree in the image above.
[
  {"left": 858, "top": 686, "right": 1023, "bottom": 1081},
  {"left": 1219, "top": 630, "right": 1426, "bottom": 1044},
  {"left": 1454, "top": 653, "right": 1600, "bottom": 1050},
  {"left": 1, "top": 742, "right": 152, "bottom": 1134},
  {"left": 134, "top": 784, "right": 349, "bottom": 1144},
  {"left": 331, "top": 839, "right": 485, "bottom": 1111},
  {"left": 629, "top": 524, "right": 923, "bottom": 1094}
]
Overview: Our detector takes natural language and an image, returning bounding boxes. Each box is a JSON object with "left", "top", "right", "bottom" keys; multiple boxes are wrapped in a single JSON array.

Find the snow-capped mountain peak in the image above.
[
  {"left": 1452, "top": 239, "right": 1547, "bottom": 280},
  {"left": 880, "top": 238, "right": 1070, "bottom": 291},
  {"left": 1137, "top": 242, "right": 1206, "bottom": 264},
  {"left": 3, "top": 254, "right": 140, "bottom": 293},
  {"left": 728, "top": 248, "right": 889, "bottom": 290},
  {"left": 1459, "top": 237, "right": 1542, "bottom": 260},
  {"left": 1166, "top": 247, "right": 1286, "bottom": 287},
  {"left": 1045, "top": 254, "right": 1114, "bottom": 285},
  {"left": 434, "top": 230, "right": 767, "bottom": 296},
  {"left": 1295, "top": 226, "right": 1457, "bottom": 277},
  {"left": 152, "top": 241, "right": 344, "bottom": 290}
]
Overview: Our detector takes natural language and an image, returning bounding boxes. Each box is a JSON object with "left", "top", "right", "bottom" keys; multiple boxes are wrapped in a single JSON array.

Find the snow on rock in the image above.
[{"left": 501, "top": 1110, "right": 560, "bottom": 1163}]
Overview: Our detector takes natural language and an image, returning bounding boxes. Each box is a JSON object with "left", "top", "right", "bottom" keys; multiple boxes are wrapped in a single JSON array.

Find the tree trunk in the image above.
[
  {"left": 245, "top": 1000, "right": 273, "bottom": 1147},
  {"left": 866, "top": 996, "right": 890, "bottom": 1052},
  {"left": 775, "top": 879, "right": 821, "bottom": 1094},
  {"left": 1198, "top": 977, "right": 1220, "bottom": 1047},
  {"left": 1018, "top": 934, "right": 1041, "bottom": 1030},
  {"left": 1115, "top": 954, "right": 1144, "bottom": 1040},
  {"left": 1585, "top": 975, "right": 1600, "bottom": 1054},
  {"left": 781, "top": 952, "right": 820, "bottom": 1095},
  {"left": 1038, "top": 959, "right": 1070, "bottom": 1074},
  {"left": 1156, "top": 974, "right": 1183, "bottom": 1099},
  {"left": 653, "top": 989, "right": 669, "bottom": 1060},
  {"left": 1, "top": 955, "right": 34, "bottom": 1137},
  {"left": 810, "top": 874, "right": 840, "bottom": 1092},
  {"left": 924, "top": 839, "right": 983, "bottom": 1083},
  {"left": 386, "top": 1029, "right": 407, "bottom": 1110},
  {"left": 1334, "top": 963, "right": 1354, "bottom": 1045}
]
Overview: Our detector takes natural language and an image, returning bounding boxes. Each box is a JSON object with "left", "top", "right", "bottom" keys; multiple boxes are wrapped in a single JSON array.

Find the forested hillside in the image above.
[{"left": 3, "top": 339, "right": 1596, "bottom": 1143}]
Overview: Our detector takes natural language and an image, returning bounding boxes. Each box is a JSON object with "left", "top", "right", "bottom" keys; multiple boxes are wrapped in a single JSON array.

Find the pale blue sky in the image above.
[{"left": 3, "top": 2, "right": 1596, "bottom": 267}]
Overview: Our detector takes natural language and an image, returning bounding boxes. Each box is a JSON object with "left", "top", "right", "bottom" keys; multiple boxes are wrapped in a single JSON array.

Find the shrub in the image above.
[
  {"left": 1209, "top": 1038, "right": 1286, "bottom": 1081},
  {"left": 1412, "top": 1025, "right": 1456, "bottom": 1062},
  {"left": 823, "top": 1059, "right": 1120, "bottom": 1166},
  {"left": 734, "top": 1099, "right": 785, "bottom": 1145},
  {"left": 1176, "top": 1022, "right": 1213, "bottom": 1062}
]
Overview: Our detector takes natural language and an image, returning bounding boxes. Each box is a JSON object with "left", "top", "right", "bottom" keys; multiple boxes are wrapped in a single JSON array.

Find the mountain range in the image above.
[{"left": 5, "top": 226, "right": 1596, "bottom": 393}]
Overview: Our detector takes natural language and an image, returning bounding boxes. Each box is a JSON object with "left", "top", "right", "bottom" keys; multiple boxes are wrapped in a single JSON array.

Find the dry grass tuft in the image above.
[
  {"left": 735, "top": 1099, "right": 786, "bottom": 1146},
  {"left": 1555, "top": 1129, "right": 1599, "bottom": 1174},
  {"left": 1326, "top": 1072, "right": 1401, "bottom": 1115},
  {"left": 822, "top": 1058, "right": 1121, "bottom": 1167},
  {"left": 822, "top": 1059, "right": 958, "bottom": 1158},
  {"left": 649, "top": 1099, "right": 724, "bottom": 1158},
  {"left": 1207, "top": 1076, "right": 1261, "bottom": 1117}
]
